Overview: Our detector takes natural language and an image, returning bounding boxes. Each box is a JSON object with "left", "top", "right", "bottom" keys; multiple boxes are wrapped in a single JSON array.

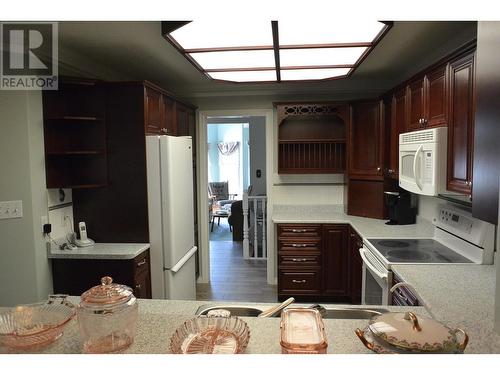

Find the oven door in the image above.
[{"left": 359, "top": 246, "right": 391, "bottom": 305}]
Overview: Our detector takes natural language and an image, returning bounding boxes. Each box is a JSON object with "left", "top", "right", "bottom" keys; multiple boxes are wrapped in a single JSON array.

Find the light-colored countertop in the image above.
[
  {"left": 392, "top": 263, "right": 500, "bottom": 353},
  {"left": 47, "top": 243, "right": 150, "bottom": 260},
  {"left": 272, "top": 204, "right": 500, "bottom": 353},
  {"left": 272, "top": 204, "right": 435, "bottom": 239},
  {"left": 0, "top": 298, "right": 427, "bottom": 354}
]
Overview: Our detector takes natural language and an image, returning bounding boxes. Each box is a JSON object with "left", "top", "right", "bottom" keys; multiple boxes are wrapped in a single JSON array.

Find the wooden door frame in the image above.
[{"left": 197, "top": 109, "right": 275, "bottom": 285}]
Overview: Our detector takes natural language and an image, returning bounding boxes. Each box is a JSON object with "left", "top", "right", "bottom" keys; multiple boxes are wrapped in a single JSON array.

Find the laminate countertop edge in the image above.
[{"left": 47, "top": 243, "right": 151, "bottom": 260}]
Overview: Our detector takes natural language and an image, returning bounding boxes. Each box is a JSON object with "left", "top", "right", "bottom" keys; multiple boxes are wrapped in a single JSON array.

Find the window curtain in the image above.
[{"left": 217, "top": 142, "right": 241, "bottom": 197}]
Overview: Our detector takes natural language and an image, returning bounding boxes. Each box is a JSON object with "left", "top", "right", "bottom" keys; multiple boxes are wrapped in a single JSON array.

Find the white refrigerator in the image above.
[{"left": 145, "top": 135, "right": 197, "bottom": 300}]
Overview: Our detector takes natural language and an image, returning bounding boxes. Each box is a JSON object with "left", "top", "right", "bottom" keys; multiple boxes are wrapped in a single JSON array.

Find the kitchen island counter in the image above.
[{"left": 0, "top": 299, "right": 428, "bottom": 354}]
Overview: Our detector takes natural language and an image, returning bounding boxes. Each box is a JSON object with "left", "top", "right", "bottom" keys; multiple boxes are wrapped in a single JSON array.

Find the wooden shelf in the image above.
[
  {"left": 279, "top": 139, "right": 346, "bottom": 143},
  {"left": 45, "top": 116, "right": 104, "bottom": 122},
  {"left": 43, "top": 76, "right": 107, "bottom": 189},
  {"left": 46, "top": 150, "right": 104, "bottom": 156}
]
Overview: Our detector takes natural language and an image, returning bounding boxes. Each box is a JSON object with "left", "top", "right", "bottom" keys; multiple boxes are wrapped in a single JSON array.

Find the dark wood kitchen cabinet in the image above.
[
  {"left": 277, "top": 223, "right": 358, "bottom": 303},
  {"left": 275, "top": 102, "right": 348, "bottom": 174},
  {"left": 144, "top": 86, "right": 163, "bottom": 135},
  {"left": 348, "top": 100, "right": 384, "bottom": 179},
  {"left": 406, "top": 65, "right": 447, "bottom": 131},
  {"left": 406, "top": 76, "right": 426, "bottom": 131},
  {"left": 322, "top": 225, "right": 349, "bottom": 297},
  {"left": 472, "top": 22, "right": 500, "bottom": 225},
  {"left": 447, "top": 50, "right": 475, "bottom": 195},
  {"left": 347, "top": 100, "right": 393, "bottom": 219},
  {"left": 386, "top": 88, "right": 406, "bottom": 178},
  {"left": 73, "top": 81, "right": 197, "bottom": 243},
  {"left": 51, "top": 250, "right": 152, "bottom": 298},
  {"left": 349, "top": 228, "right": 363, "bottom": 304}
]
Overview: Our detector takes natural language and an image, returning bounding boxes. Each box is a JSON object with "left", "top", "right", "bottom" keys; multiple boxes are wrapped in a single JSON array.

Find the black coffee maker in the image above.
[{"left": 384, "top": 189, "right": 417, "bottom": 225}]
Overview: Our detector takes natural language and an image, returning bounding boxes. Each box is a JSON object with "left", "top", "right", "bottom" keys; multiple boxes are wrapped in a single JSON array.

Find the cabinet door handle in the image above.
[
  {"left": 161, "top": 128, "right": 168, "bottom": 133},
  {"left": 292, "top": 279, "right": 307, "bottom": 284},
  {"left": 291, "top": 229, "right": 307, "bottom": 233},
  {"left": 377, "top": 167, "right": 381, "bottom": 172},
  {"left": 135, "top": 283, "right": 142, "bottom": 293},
  {"left": 290, "top": 243, "right": 308, "bottom": 248},
  {"left": 388, "top": 169, "right": 394, "bottom": 174},
  {"left": 137, "top": 259, "right": 147, "bottom": 267},
  {"left": 291, "top": 258, "right": 308, "bottom": 262}
]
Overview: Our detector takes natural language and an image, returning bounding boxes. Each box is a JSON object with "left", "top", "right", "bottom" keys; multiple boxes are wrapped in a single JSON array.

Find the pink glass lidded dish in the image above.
[{"left": 77, "top": 276, "right": 138, "bottom": 353}]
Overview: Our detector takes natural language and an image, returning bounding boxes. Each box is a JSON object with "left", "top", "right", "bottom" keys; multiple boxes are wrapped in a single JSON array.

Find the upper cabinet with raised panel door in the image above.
[
  {"left": 406, "top": 76, "right": 426, "bottom": 131},
  {"left": 426, "top": 64, "right": 448, "bottom": 128},
  {"left": 348, "top": 100, "right": 384, "bottom": 179},
  {"left": 144, "top": 86, "right": 163, "bottom": 135},
  {"left": 386, "top": 88, "right": 406, "bottom": 179},
  {"left": 406, "top": 65, "right": 448, "bottom": 131},
  {"left": 447, "top": 50, "right": 475, "bottom": 195},
  {"left": 143, "top": 82, "right": 196, "bottom": 136}
]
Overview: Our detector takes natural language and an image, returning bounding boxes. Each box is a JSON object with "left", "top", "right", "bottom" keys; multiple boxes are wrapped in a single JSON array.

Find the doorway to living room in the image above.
[{"left": 197, "top": 115, "right": 276, "bottom": 302}]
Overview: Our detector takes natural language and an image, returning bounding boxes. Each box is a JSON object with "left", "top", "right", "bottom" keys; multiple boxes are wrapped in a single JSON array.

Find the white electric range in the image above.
[{"left": 359, "top": 203, "right": 496, "bottom": 305}]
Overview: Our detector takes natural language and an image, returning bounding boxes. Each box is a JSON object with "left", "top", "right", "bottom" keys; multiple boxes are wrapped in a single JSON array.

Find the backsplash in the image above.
[{"left": 47, "top": 189, "right": 74, "bottom": 242}]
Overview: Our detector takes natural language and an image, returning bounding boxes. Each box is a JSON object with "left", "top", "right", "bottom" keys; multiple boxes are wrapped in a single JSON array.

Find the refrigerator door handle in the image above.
[{"left": 166, "top": 246, "right": 198, "bottom": 273}]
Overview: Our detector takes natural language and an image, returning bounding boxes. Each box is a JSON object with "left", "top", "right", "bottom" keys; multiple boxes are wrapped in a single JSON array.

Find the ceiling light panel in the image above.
[
  {"left": 189, "top": 50, "right": 276, "bottom": 70},
  {"left": 278, "top": 21, "right": 385, "bottom": 45},
  {"left": 170, "top": 21, "right": 273, "bottom": 49},
  {"left": 280, "top": 47, "right": 367, "bottom": 67},
  {"left": 280, "top": 68, "right": 350, "bottom": 81},
  {"left": 208, "top": 70, "right": 277, "bottom": 82}
]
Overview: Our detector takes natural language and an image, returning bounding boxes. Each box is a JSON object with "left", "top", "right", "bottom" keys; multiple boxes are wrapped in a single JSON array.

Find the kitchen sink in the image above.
[
  {"left": 196, "top": 304, "right": 265, "bottom": 317},
  {"left": 321, "top": 307, "right": 389, "bottom": 319},
  {"left": 195, "top": 304, "right": 390, "bottom": 319}
]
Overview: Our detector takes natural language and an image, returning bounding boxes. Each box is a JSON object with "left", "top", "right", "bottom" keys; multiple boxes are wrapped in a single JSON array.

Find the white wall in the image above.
[
  {"left": 248, "top": 117, "right": 266, "bottom": 195},
  {"left": 495, "top": 180, "right": 500, "bottom": 333},
  {"left": 0, "top": 90, "right": 52, "bottom": 306}
]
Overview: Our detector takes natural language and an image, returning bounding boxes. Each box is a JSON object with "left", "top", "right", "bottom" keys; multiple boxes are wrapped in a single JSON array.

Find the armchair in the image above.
[{"left": 208, "top": 181, "right": 237, "bottom": 210}]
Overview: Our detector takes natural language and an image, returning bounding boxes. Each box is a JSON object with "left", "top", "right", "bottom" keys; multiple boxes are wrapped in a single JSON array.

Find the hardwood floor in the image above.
[{"left": 196, "top": 240, "right": 278, "bottom": 303}]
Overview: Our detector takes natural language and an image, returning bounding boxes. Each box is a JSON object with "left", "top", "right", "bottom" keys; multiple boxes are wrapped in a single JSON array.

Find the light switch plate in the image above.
[{"left": 0, "top": 200, "right": 23, "bottom": 219}]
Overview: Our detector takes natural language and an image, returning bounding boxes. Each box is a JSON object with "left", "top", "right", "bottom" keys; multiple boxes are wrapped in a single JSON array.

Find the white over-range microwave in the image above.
[{"left": 399, "top": 127, "right": 447, "bottom": 196}]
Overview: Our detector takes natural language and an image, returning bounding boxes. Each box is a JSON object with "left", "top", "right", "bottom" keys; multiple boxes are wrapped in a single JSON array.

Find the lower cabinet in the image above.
[
  {"left": 277, "top": 224, "right": 362, "bottom": 303},
  {"left": 51, "top": 249, "right": 152, "bottom": 299},
  {"left": 348, "top": 228, "right": 363, "bottom": 304}
]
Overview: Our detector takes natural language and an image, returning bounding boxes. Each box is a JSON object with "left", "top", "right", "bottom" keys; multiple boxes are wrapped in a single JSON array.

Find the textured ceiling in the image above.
[{"left": 57, "top": 21, "right": 477, "bottom": 105}]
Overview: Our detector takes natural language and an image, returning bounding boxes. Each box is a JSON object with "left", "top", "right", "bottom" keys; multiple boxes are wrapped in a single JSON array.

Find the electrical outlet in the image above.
[{"left": 0, "top": 200, "right": 23, "bottom": 220}]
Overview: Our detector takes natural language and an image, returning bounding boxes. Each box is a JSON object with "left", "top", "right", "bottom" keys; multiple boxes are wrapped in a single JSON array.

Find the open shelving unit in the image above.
[
  {"left": 42, "top": 77, "right": 107, "bottom": 189},
  {"left": 276, "top": 103, "right": 348, "bottom": 174}
]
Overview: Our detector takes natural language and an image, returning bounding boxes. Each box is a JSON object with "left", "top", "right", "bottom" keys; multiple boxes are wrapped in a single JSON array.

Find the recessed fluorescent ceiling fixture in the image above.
[
  {"left": 208, "top": 70, "right": 277, "bottom": 82},
  {"left": 281, "top": 68, "right": 351, "bottom": 81},
  {"left": 164, "top": 21, "right": 389, "bottom": 82},
  {"left": 169, "top": 21, "right": 273, "bottom": 49},
  {"left": 278, "top": 20, "right": 386, "bottom": 45},
  {"left": 189, "top": 50, "right": 275, "bottom": 70},
  {"left": 280, "top": 47, "right": 368, "bottom": 67}
]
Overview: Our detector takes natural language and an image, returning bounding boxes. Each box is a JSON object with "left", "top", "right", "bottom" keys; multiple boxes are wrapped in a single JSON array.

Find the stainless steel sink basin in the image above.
[
  {"left": 321, "top": 307, "right": 389, "bottom": 319},
  {"left": 196, "top": 304, "right": 265, "bottom": 317},
  {"left": 195, "top": 304, "right": 390, "bottom": 319}
]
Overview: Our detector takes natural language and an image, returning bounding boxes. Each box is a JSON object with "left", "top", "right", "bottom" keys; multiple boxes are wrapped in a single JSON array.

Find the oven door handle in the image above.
[{"left": 359, "top": 248, "right": 387, "bottom": 280}]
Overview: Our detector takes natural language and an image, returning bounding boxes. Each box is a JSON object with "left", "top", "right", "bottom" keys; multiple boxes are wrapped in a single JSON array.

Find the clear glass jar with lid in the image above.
[{"left": 77, "top": 276, "right": 138, "bottom": 353}]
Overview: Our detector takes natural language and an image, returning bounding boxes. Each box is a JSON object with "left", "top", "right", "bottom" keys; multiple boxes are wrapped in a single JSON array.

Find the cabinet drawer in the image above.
[
  {"left": 279, "top": 254, "right": 320, "bottom": 267},
  {"left": 278, "top": 224, "right": 321, "bottom": 238},
  {"left": 279, "top": 269, "right": 321, "bottom": 294},
  {"left": 278, "top": 238, "right": 321, "bottom": 252}
]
